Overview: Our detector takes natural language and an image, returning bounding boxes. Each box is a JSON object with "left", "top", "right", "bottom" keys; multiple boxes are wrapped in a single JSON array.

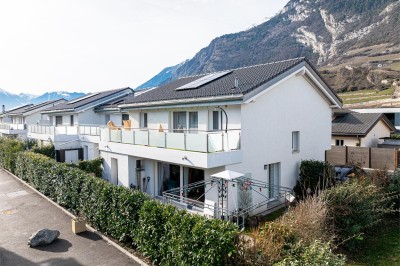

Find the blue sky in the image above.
[{"left": 0, "top": 0, "right": 288, "bottom": 94}]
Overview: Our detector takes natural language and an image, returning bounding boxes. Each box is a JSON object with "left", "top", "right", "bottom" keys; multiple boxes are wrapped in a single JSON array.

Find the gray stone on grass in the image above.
[{"left": 28, "top": 229, "right": 60, "bottom": 247}]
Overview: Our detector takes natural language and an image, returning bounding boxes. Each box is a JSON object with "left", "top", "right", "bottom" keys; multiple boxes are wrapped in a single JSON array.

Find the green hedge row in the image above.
[{"left": 12, "top": 150, "right": 237, "bottom": 265}]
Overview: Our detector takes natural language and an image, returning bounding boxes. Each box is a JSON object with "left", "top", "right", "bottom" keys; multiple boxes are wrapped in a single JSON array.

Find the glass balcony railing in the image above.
[
  {"left": 0, "top": 123, "right": 26, "bottom": 130},
  {"left": 100, "top": 128, "right": 241, "bottom": 153},
  {"left": 28, "top": 125, "right": 101, "bottom": 136}
]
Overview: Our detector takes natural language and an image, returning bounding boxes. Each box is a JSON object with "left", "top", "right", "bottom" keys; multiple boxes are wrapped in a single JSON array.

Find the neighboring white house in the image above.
[
  {"left": 350, "top": 107, "right": 400, "bottom": 131},
  {"left": 96, "top": 57, "right": 342, "bottom": 217},
  {"left": 0, "top": 100, "right": 66, "bottom": 139},
  {"left": 332, "top": 112, "right": 395, "bottom": 147},
  {"left": 27, "top": 88, "right": 133, "bottom": 163}
]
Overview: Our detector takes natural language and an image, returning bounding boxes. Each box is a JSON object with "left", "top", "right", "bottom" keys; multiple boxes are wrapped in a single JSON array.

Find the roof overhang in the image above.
[
  {"left": 243, "top": 61, "right": 342, "bottom": 108},
  {"left": 119, "top": 95, "right": 243, "bottom": 110}
]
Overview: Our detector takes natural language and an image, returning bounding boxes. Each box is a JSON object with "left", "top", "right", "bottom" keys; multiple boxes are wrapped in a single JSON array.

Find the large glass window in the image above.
[
  {"left": 173, "top": 111, "right": 187, "bottom": 133},
  {"left": 265, "top": 162, "right": 280, "bottom": 198},
  {"left": 189, "top": 112, "right": 198, "bottom": 133},
  {"left": 212, "top": 111, "right": 220, "bottom": 130},
  {"left": 55, "top": 116, "right": 62, "bottom": 126},
  {"left": 157, "top": 163, "right": 180, "bottom": 196}
]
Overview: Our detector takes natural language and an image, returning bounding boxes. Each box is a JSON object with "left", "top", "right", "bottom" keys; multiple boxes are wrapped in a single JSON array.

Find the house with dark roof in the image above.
[
  {"left": 95, "top": 57, "right": 342, "bottom": 216},
  {"left": 332, "top": 112, "right": 395, "bottom": 147},
  {"left": 0, "top": 100, "right": 66, "bottom": 139},
  {"left": 27, "top": 88, "right": 133, "bottom": 163}
]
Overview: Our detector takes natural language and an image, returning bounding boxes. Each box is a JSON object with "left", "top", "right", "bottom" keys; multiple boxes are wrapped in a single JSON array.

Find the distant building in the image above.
[{"left": 332, "top": 112, "right": 395, "bottom": 147}]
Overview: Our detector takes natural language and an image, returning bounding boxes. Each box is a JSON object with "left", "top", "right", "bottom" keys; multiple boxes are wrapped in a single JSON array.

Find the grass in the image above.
[
  {"left": 391, "top": 62, "right": 400, "bottom": 71},
  {"left": 346, "top": 217, "right": 400, "bottom": 265},
  {"left": 338, "top": 88, "right": 394, "bottom": 104}
]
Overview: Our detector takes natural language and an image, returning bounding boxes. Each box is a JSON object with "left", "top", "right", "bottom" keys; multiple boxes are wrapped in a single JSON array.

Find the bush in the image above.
[
  {"left": 0, "top": 137, "right": 26, "bottom": 173},
  {"left": 323, "top": 180, "right": 394, "bottom": 249},
  {"left": 274, "top": 240, "right": 346, "bottom": 266},
  {"left": 136, "top": 200, "right": 238, "bottom": 266},
  {"left": 31, "top": 143, "right": 55, "bottom": 158},
  {"left": 293, "top": 160, "right": 335, "bottom": 200},
  {"left": 278, "top": 195, "right": 333, "bottom": 245},
  {"left": 77, "top": 158, "right": 103, "bottom": 177},
  {"left": 12, "top": 150, "right": 238, "bottom": 265}
]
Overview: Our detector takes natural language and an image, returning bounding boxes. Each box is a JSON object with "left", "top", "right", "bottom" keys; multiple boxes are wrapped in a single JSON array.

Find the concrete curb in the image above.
[{"left": 3, "top": 169, "right": 149, "bottom": 266}]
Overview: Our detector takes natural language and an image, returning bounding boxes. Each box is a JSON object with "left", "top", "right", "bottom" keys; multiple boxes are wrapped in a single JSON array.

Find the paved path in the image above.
[{"left": 0, "top": 169, "right": 140, "bottom": 266}]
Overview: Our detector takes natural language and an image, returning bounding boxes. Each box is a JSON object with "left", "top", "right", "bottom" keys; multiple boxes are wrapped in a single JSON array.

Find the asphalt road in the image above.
[{"left": 0, "top": 169, "right": 140, "bottom": 266}]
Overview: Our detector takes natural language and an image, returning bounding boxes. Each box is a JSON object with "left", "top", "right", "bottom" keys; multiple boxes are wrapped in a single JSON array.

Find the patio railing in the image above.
[
  {"left": 100, "top": 128, "right": 241, "bottom": 153},
  {"left": 0, "top": 123, "right": 26, "bottom": 130}
]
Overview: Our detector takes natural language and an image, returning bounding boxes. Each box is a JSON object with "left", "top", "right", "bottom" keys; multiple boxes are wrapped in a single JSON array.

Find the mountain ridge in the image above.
[{"left": 137, "top": 0, "right": 400, "bottom": 92}]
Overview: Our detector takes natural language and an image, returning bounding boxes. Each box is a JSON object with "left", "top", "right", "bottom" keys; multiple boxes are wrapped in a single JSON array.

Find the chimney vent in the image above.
[
  {"left": 2, "top": 105, "right": 5, "bottom": 114},
  {"left": 234, "top": 77, "right": 239, "bottom": 88}
]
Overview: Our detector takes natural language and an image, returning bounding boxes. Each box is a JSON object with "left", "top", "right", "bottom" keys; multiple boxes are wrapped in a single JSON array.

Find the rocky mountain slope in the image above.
[
  {"left": 138, "top": 0, "right": 400, "bottom": 92},
  {"left": 0, "top": 89, "right": 85, "bottom": 110}
]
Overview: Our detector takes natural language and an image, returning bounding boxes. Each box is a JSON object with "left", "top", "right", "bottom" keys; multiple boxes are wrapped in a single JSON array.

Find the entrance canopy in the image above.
[{"left": 210, "top": 170, "right": 244, "bottom": 181}]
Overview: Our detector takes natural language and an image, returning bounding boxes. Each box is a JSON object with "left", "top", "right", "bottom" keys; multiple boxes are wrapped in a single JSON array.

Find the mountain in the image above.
[
  {"left": 0, "top": 90, "right": 85, "bottom": 110},
  {"left": 136, "top": 61, "right": 187, "bottom": 90},
  {"left": 138, "top": 0, "right": 400, "bottom": 92},
  {"left": 30, "top": 91, "right": 85, "bottom": 104}
]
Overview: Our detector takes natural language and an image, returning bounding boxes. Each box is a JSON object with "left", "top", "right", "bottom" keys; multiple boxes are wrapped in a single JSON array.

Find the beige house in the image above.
[{"left": 332, "top": 113, "right": 395, "bottom": 148}]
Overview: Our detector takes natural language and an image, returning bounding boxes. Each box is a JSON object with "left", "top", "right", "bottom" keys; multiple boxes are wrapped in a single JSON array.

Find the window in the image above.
[
  {"left": 336, "top": 139, "right": 344, "bottom": 146},
  {"left": 122, "top": 114, "right": 129, "bottom": 121},
  {"left": 173, "top": 111, "right": 187, "bottom": 133},
  {"left": 55, "top": 116, "right": 62, "bottom": 126},
  {"left": 212, "top": 111, "right": 220, "bottom": 130},
  {"left": 70, "top": 115, "right": 74, "bottom": 126},
  {"left": 105, "top": 114, "right": 110, "bottom": 124},
  {"left": 292, "top": 131, "right": 300, "bottom": 152},
  {"left": 141, "top": 113, "right": 148, "bottom": 128},
  {"left": 264, "top": 162, "right": 281, "bottom": 198},
  {"left": 189, "top": 112, "right": 198, "bottom": 133}
]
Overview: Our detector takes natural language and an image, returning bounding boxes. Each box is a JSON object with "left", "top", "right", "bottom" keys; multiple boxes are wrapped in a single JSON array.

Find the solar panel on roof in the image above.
[
  {"left": 68, "top": 93, "right": 100, "bottom": 104},
  {"left": 175, "top": 70, "right": 232, "bottom": 91}
]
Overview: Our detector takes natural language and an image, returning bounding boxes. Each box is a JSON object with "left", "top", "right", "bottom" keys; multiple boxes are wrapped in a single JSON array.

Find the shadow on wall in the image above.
[{"left": 0, "top": 247, "right": 82, "bottom": 266}]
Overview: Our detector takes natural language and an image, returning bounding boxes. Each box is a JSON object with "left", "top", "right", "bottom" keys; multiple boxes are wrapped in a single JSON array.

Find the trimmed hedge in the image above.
[{"left": 13, "top": 150, "right": 238, "bottom": 265}]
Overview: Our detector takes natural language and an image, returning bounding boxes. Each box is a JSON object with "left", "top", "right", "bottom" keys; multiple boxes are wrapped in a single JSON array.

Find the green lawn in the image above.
[
  {"left": 346, "top": 217, "right": 400, "bottom": 265},
  {"left": 338, "top": 88, "right": 394, "bottom": 104}
]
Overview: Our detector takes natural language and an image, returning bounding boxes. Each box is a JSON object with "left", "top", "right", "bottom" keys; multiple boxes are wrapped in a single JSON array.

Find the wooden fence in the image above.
[{"left": 325, "top": 146, "right": 398, "bottom": 171}]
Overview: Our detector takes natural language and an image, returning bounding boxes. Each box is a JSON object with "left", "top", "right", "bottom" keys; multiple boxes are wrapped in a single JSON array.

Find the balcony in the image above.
[
  {"left": 99, "top": 128, "right": 242, "bottom": 168},
  {"left": 27, "top": 125, "right": 101, "bottom": 144},
  {"left": 0, "top": 123, "right": 27, "bottom": 135}
]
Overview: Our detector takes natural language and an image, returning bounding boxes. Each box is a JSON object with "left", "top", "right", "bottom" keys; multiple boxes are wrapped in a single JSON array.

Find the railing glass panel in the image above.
[
  {"left": 166, "top": 132, "right": 185, "bottom": 150},
  {"left": 110, "top": 129, "right": 121, "bottom": 143},
  {"left": 135, "top": 131, "right": 149, "bottom": 145},
  {"left": 186, "top": 133, "right": 208, "bottom": 152},
  {"left": 121, "top": 130, "right": 134, "bottom": 144},
  {"left": 149, "top": 132, "right": 166, "bottom": 148}
]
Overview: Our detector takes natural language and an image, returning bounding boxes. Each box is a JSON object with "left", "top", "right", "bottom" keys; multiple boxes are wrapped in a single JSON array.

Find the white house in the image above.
[
  {"left": 27, "top": 88, "right": 133, "bottom": 163},
  {"left": 332, "top": 112, "right": 395, "bottom": 147},
  {"left": 0, "top": 100, "right": 66, "bottom": 139},
  {"left": 97, "top": 58, "right": 342, "bottom": 217}
]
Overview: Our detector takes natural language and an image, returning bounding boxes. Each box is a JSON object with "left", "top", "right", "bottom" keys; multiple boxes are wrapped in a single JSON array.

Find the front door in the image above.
[{"left": 65, "top": 150, "right": 79, "bottom": 164}]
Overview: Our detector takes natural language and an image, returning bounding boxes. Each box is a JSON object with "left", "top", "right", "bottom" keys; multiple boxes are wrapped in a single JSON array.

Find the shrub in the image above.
[
  {"left": 77, "top": 158, "right": 103, "bottom": 177},
  {"left": 0, "top": 137, "right": 26, "bottom": 173},
  {"left": 293, "top": 160, "right": 335, "bottom": 200},
  {"left": 278, "top": 195, "right": 333, "bottom": 245},
  {"left": 12, "top": 150, "right": 238, "bottom": 265},
  {"left": 31, "top": 143, "right": 55, "bottom": 158},
  {"left": 323, "top": 180, "right": 393, "bottom": 249},
  {"left": 136, "top": 200, "right": 238, "bottom": 266},
  {"left": 274, "top": 240, "right": 346, "bottom": 266}
]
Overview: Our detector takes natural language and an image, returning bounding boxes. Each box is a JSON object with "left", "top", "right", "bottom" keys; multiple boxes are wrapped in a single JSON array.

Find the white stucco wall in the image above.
[
  {"left": 331, "top": 136, "right": 359, "bottom": 147},
  {"left": 226, "top": 74, "right": 333, "bottom": 190},
  {"left": 361, "top": 120, "right": 391, "bottom": 147}
]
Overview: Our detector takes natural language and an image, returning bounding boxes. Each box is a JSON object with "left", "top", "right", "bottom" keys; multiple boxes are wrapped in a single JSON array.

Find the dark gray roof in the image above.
[
  {"left": 332, "top": 113, "right": 395, "bottom": 136},
  {"left": 119, "top": 57, "right": 340, "bottom": 107},
  {"left": 43, "top": 87, "right": 133, "bottom": 112},
  {"left": 2, "top": 104, "right": 34, "bottom": 116},
  {"left": 7, "top": 99, "right": 66, "bottom": 115},
  {"left": 95, "top": 87, "right": 155, "bottom": 111}
]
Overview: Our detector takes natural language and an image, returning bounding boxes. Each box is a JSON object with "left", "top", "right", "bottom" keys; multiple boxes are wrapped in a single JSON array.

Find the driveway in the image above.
[{"left": 0, "top": 169, "right": 140, "bottom": 266}]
